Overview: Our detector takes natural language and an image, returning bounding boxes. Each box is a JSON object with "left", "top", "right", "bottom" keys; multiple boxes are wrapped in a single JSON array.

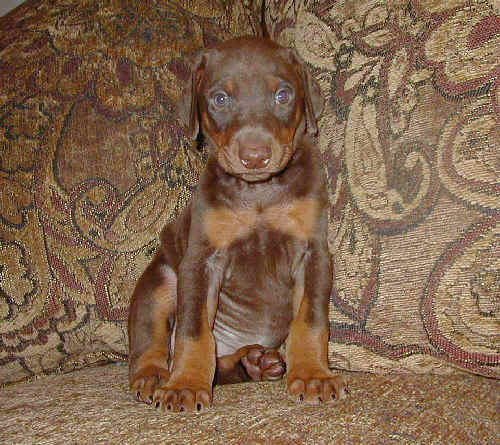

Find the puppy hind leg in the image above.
[{"left": 215, "top": 345, "right": 285, "bottom": 385}]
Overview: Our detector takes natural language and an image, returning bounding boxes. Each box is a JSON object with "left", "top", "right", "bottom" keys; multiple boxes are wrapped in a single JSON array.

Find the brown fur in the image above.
[{"left": 128, "top": 37, "right": 347, "bottom": 413}]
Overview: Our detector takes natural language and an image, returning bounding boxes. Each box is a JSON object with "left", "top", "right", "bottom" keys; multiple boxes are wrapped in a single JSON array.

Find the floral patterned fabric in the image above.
[
  {"left": 266, "top": 0, "right": 499, "bottom": 377},
  {"left": 0, "top": 0, "right": 498, "bottom": 385},
  {"left": 0, "top": 0, "right": 262, "bottom": 384}
]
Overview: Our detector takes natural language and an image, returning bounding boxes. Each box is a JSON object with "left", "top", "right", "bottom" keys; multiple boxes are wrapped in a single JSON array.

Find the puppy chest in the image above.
[
  {"left": 202, "top": 197, "right": 320, "bottom": 249},
  {"left": 221, "top": 231, "right": 304, "bottom": 297}
]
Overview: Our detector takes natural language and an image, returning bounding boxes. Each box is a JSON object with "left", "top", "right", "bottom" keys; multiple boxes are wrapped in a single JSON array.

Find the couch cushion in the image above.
[
  {"left": 0, "top": 364, "right": 497, "bottom": 443},
  {"left": 265, "top": 0, "right": 499, "bottom": 377},
  {"left": 0, "top": 0, "right": 262, "bottom": 384}
]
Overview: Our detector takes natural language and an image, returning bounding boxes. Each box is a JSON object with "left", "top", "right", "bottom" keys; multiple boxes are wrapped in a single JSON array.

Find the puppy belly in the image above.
[{"left": 213, "top": 290, "right": 292, "bottom": 357}]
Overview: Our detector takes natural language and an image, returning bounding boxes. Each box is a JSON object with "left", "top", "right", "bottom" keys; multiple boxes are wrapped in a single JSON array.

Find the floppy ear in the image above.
[
  {"left": 177, "top": 51, "right": 206, "bottom": 140},
  {"left": 287, "top": 49, "right": 324, "bottom": 136}
]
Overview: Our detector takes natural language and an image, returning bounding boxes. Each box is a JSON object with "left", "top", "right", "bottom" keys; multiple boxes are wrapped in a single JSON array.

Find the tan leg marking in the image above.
[
  {"left": 153, "top": 308, "right": 216, "bottom": 413},
  {"left": 130, "top": 273, "right": 176, "bottom": 404},
  {"left": 286, "top": 299, "right": 347, "bottom": 404}
]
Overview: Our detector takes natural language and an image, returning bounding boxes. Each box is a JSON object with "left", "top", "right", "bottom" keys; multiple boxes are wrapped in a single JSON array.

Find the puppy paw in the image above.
[
  {"left": 130, "top": 365, "right": 170, "bottom": 405},
  {"left": 241, "top": 345, "right": 285, "bottom": 381},
  {"left": 287, "top": 371, "right": 347, "bottom": 404},
  {"left": 153, "top": 383, "right": 212, "bottom": 413}
]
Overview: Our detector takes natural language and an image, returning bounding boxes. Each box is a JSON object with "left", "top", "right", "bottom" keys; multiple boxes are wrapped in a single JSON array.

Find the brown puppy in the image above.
[{"left": 128, "top": 37, "right": 347, "bottom": 413}]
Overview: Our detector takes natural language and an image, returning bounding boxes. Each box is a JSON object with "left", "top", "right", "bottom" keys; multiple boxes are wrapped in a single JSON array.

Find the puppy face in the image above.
[{"left": 179, "top": 37, "right": 323, "bottom": 182}]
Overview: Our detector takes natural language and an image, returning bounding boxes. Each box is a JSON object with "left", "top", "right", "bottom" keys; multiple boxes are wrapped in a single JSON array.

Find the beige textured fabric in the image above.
[{"left": 1, "top": 364, "right": 498, "bottom": 444}]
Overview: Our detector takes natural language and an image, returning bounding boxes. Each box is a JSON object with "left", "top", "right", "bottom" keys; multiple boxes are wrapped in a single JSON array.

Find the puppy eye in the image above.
[
  {"left": 213, "top": 91, "right": 230, "bottom": 108},
  {"left": 275, "top": 87, "right": 293, "bottom": 105}
]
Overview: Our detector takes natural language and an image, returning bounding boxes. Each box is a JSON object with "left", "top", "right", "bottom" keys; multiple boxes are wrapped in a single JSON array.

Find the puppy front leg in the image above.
[
  {"left": 286, "top": 243, "right": 347, "bottom": 404},
  {"left": 153, "top": 249, "right": 224, "bottom": 413},
  {"left": 128, "top": 251, "right": 176, "bottom": 405}
]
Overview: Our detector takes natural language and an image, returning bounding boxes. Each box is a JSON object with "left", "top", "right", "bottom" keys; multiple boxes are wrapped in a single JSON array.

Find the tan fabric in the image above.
[
  {"left": 266, "top": 0, "right": 499, "bottom": 377},
  {"left": 0, "top": 364, "right": 497, "bottom": 444}
]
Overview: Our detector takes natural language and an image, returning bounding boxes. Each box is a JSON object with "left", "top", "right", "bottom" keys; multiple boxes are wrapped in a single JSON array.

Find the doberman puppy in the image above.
[{"left": 128, "top": 36, "right": 347, "bottom": 413}]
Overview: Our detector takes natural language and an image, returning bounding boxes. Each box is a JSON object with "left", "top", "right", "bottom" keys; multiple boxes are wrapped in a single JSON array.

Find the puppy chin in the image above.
[{"left": 237, "top": 172, "right": 273, "bottom": 182}]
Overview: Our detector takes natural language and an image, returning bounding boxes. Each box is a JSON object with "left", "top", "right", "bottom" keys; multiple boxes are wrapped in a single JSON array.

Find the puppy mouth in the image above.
[{"left": 218, "top": 143, "right": 294, "bottom": 182}]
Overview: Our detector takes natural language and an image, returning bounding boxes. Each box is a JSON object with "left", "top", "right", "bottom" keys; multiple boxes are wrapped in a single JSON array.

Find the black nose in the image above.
[{"left": 238, "top": 144, "right": 272, "bottom": 169}]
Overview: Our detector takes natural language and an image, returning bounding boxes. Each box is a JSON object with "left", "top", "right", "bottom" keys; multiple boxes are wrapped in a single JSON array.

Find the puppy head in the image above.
[{"left": 178, "top": 37, "right": 323, "bottom": 182}]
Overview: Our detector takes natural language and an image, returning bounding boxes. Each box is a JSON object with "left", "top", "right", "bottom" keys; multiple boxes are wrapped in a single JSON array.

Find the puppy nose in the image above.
[{"left": 238, "top": 144, "right": 272, "bottom": 169}]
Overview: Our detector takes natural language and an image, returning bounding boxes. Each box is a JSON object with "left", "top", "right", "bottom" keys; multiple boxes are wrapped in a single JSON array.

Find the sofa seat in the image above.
[{"left": 1, "top": 364, "right": 497, "bottom": 444}]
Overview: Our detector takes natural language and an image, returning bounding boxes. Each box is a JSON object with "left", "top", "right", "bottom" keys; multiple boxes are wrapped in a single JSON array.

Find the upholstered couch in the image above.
[{"left": 1, "top": 1, "right": 498, "bottom": 443}]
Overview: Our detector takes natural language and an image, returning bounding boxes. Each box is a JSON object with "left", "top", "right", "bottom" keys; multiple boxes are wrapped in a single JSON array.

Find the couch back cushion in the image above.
[
  {"left": 0, "top": 0, "right": 262, "bottom": 384},
  {"left": 265, "top": 0, "right": 499, "bottom": 378},
  {"left": 1, "top": 0, "right": 498, "bottom": 384}
]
